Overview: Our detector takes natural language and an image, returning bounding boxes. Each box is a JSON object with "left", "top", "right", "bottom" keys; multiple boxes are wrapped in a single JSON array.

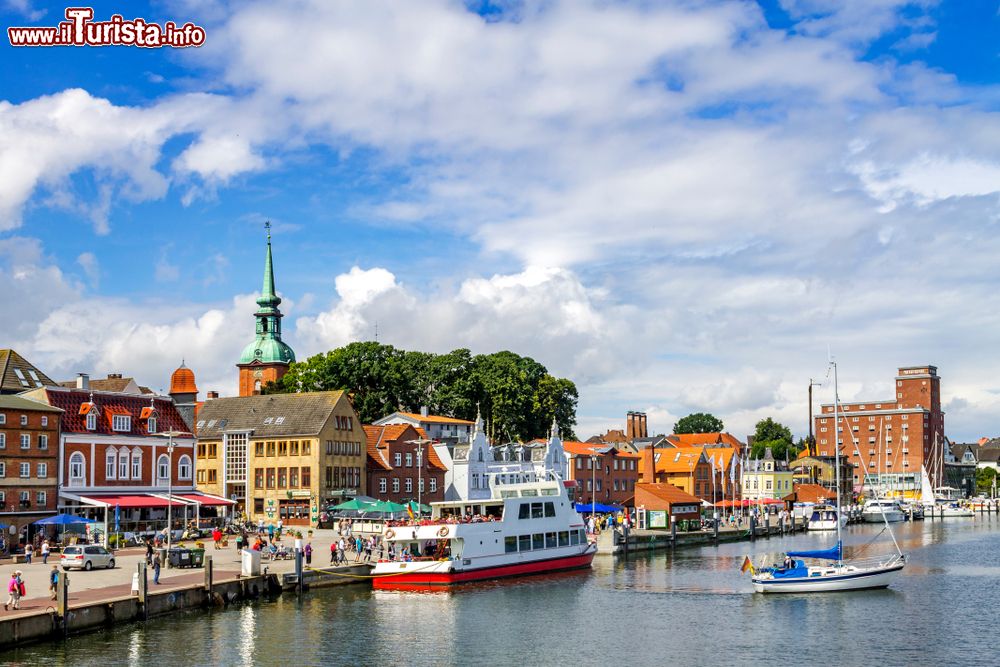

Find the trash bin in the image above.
[
  {"left": 189, "top": 548, "right": 205, "bottom": 568},
  {"left": 168, "top": 548, "right": 192, "bottom": 568},
  {"left": 241, "top": 548, "right": 261, "bottom": 576},
  {"left": 156, "top": 547, "right": 168, "bottom": 568}
]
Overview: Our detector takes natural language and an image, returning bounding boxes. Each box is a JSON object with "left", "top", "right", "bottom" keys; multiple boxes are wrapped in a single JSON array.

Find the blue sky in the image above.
[{"left": 3, "top": 0, "right": 1000, "bottom": 442}]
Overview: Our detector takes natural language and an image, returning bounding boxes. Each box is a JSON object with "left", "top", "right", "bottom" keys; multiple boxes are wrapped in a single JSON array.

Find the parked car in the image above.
[{"left": 61, "top": 545, "right": 115, "bottom": 571}]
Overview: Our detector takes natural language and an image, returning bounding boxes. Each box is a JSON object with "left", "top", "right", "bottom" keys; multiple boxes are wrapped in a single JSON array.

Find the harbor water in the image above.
[{"left": 4, "top": 517, "right": 999, "bottom": 666}]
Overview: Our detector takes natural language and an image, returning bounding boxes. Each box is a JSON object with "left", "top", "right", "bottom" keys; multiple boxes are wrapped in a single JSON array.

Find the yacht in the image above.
[
  {"left": 861, "top": 499, "right": 906, "bottom": 523},
  {"left": 807, "top": 505, "right": 847, "bottom": 531},
  {"left": 372, "top": 475, "right": 596, "bottom": 588}
]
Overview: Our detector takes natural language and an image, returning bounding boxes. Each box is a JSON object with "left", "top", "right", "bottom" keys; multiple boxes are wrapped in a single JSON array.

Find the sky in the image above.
[{"left": 3, "top": 0, "right": 1000, "bottom": 443}]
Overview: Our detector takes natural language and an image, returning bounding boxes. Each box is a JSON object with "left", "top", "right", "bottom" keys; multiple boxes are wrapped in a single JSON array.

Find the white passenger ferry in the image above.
[{"left": 372, "top": 475, "right": 596, "bottom": 588}]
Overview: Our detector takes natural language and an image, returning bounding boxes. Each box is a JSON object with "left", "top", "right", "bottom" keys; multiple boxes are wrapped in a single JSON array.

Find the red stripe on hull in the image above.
[{"left": 372, "top": 551, "right": 596, "bottom": 589}]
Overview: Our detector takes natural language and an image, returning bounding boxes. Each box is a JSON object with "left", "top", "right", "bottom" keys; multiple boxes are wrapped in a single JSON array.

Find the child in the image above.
[{"left": 49, "top": 565, "right": 59, "bottom": 600}]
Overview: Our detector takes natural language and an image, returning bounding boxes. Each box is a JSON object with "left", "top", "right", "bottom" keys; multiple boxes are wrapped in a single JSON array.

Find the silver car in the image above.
[{"left": 61, "top": 545, "right": 115, "bottom": 571}]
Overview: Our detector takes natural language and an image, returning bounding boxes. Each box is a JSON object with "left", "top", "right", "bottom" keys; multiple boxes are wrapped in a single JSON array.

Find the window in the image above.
[
  {"left": 0, "top": 414, "right": 4, "bottom": 425},
  {"left": 156, "top": 454, "right": 170, "bottom": 485},
  {"left": 532, "top": 534, "right": 544, "bottom": 550},
  {"left": 37, "top": 462, "right": 47, "bottom": 478},
  {"left": 41, "top": 416, "right": 47, "bottom": 427},
  {"left": 505, "top": 536, "right": 518, "bottom": 553},
  {"left": 290, "top": 441, "right": 299, "bottom": 456},
  {"left": 106, "top": 448, "right": 117, "bottom": 479},
  {"left": 69, "top": 452, "right": 85, "bottom": 485},
  {"left": 178, "top": 455, "right": 192, "bottom": 480},
  {"left": 419, "top": 478, "right": 425, "bottom": 493},
  {"left": 392, "top": 478, "right": 400, "bottom": 493},
  {"left": 86, "top": 412, "right": 97, "bottom": 430},
  {"left": 325, "top": 466, "right": 333, "bottom": 488},
  {"left": 576, "top": 458, "right": 583, "bottom": 470},
  {"left": 404, "top": 478, "right": 413, "bottom": 493},
  {"left": 19, "top": 491, "right": 29, "bottom": 506},
  {"left": 38, "top": 434, "right": 48, "bottom": 450},
  {"left": 393, "top": 452, "right": 402, "bottom": 467},
  {"left": 20, "top": 415, "right": 27, "bottom": 426},
  {"left": 147, "top": 417, "right": 157, "bottom": 434},
  {"left": 267, "top": 442, "right": 276, "bottom": 457},
  {"left": 430, "top": 478, "right": 437, "bottom": 493},
  {"left": 266, "top": 468, "right": 276, "bottom": 488},
  {"left": 301, "top": 467, "right": 311, "bottom": 487},
  {"left": 118, "top": 450, "right": 128, "bottom": 479},
  {"left": 405, "top": 453, "right": 413, "bottom": 467},
  {"left": 326, "top": 440, "right": 333, "bottom": 455},
  {"left": 207, "top": 443, "right": 218, "bottom": 459},
  {"left": 278, "top": 467, "right": 287, "bottom": 488},
  {"left": 302, "top": 441, "right": 311, "bottom": 456},
  {"left": 255, "top": 468, "right": 264, "bottom": 489},
  {"left": 0, "top": 462, "right": 4, "bottom": 477},
  {"left": 290, "top": 467, "right": 299, "bottom": 488},
  {"left": 197, "top": 470, "right": 206, "bottom": 483},
  {"left": 20, "top": 462, "right": 30, "bottom": 478},
  {"left": 544, "top": 502, "right": 555, "bottom": 517},
  {"left": 36, "top": 491, "right": 46, "bottom": 506},
  {"left": 255, "top": 442, "right": 265, "bottom": 457},
  {"left": 0, "top": 433, "right": 4, "bottom": 448},
  {"left": 112, "top": 415, "right": 131, "bottom": 432},
  {"left": 131, "top": 450, "right": 142, "bottom": 479},
  {"left": 20, "top": 434, "right": 29, "bottom": 449},
  {"left": 278, "top": 441, "right": 288, "bottom": 456},
  {"left": 379, "top": 477, "right": 387, "bottom": 493},
  {"left": 207, "top": 469, "right": 217, "bottom": 483}
]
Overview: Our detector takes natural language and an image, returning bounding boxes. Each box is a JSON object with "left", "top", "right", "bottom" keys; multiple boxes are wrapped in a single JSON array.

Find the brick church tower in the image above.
[{"left": 237, "top": 224, "right": 296, "bottom": 396}]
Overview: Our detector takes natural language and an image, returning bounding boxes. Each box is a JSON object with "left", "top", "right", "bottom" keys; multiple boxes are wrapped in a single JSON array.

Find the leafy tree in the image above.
[
  {"left": 266, "top": 343, "right": 577, "bottom": 441},
  {"left": 976, "top": 467, "right": 996, "bottom": 494},
  {"left": 674, "top": 412, "right": 724, "bottom": 434},
  {"left": 750, "top": 417, "right": 800, "bottom": 461}
]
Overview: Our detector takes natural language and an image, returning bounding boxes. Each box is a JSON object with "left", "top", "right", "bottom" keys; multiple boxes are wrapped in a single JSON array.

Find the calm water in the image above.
[{"left": 4, "top": 517, "right": 1000, "bottom": 666}]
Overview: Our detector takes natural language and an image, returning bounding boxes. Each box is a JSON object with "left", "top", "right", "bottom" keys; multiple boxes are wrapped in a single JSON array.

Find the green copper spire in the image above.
[{"left": 238, "top": 222, "right": 296, "bottom": 366}]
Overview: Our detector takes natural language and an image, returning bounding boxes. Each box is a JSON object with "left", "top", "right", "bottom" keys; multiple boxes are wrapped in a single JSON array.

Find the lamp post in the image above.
[
  {"left": 155, "top": 431, "right": 192, "bottom": 553},
  {"left": 589, "top": 452, "right": 599, "bottom": 517},
  {"left": 406, "top": 438, "right": 434, "bottom": 515}
]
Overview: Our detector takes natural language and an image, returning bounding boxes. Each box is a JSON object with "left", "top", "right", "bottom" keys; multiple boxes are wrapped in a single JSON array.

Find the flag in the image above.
[
  {"left": 729, "top": 453, "right": 737, "bottom": 484},
  {"left": 740, "top": 555, "right": 755, "bottom": 574},
  {"left": 406, "top": 504, "right": 415, "bottom": 520}
]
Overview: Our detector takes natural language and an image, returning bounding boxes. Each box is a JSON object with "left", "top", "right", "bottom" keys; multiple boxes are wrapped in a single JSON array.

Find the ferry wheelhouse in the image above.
[{"left": 372, "top": 475, "right": 596, "bottom": 588}]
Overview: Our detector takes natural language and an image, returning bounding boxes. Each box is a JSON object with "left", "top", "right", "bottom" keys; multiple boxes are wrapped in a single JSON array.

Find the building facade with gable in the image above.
[
  {"left": 563, "top": 441, "right": 639, "bottom": 508},
  {"left": 195, "top": 391, "right": 366, "bottom": 527},
  {"left": 741, "top": 448, "right": 794, "bottom": 501},
  {"left": 0, "top": 394, "right": 62, "bottom": 539},
  {"left": 364, "top": 423, "right": 447, "bottom": 504},
  {"left": 373, "top": 410, "right": 475, "bottom": 444},
  {"left": 0, "top": 350, "right": 56, "bottom": 395}
]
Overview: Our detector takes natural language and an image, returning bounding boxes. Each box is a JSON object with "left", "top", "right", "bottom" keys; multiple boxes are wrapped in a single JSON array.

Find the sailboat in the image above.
[
  {"left": 920, "top": 464, "right": 974, "bottom": 518},
  {"left": 748, "top": 360, "right": 906, "bottom": 593}
]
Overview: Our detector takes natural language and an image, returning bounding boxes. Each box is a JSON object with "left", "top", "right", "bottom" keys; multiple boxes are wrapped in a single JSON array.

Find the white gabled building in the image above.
[{"left": 373, "top": 409, "right": 474, "bottom": 444}]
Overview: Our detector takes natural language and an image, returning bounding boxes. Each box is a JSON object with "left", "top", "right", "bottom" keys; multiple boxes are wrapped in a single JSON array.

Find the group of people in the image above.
[
  {"left": 16, "top": 539, "right": 54, "bottom": 565},
  {"left": 329, "top": 534, "right": 377, "bottom": 564},
  {"left": 3, "top": 566, "right": 60, "bottom": 612}
]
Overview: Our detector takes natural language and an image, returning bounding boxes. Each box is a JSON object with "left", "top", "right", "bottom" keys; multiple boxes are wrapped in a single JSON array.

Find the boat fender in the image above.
[
  {"left": 437, "top": 526, "right": 450, "bottom": 538},
  {"left": 385, "top": 529, "right": 395, "bottom": 539}
]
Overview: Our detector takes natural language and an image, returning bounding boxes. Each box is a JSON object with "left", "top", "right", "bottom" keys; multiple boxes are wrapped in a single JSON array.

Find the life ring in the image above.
[
  {"left": 385, "top": 529, "right": 395, "bottom": 539},
  {"left": 437, "top": 526, "right": 450, "bottom": 538}
]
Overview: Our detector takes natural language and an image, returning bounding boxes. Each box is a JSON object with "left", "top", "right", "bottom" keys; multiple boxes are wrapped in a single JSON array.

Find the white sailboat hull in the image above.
[
  {"left": 808, "top": 516, "right": 847, "bottom": 531},
  {"left": 861, "top": 508, "right": 905, "bottom": 523},
  {"left": 752, "top": 562, "right": 904, "bottom": 594}
]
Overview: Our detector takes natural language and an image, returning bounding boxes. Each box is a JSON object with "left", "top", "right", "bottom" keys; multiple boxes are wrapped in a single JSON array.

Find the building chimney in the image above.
[
  {"left": 644, "top": 444, "right": 655, "bottom": 483},
  {"left": 76, "top": 373, "right": 89, "bottom": 390},
  {"left": 640, "top": 412, "right": 648, "bottom": 438},
  {"left": 626, "top": 411, "right": 635, "bottom": 440},
  {"left": 207, "top": 391, "right": 219, "bottom": 400},
  {"left": 420, "top": 405, "right": 429, "bottom": 418}
]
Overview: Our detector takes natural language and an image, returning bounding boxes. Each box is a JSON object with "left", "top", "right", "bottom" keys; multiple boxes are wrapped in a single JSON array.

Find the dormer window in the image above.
[
  {"left": 86, "top": 412, "right": 97, "bottom": 431},
  {"left": 148, "top": 417, "right": 157, "bottom": 434},
  {"left": 112, "top": 415, "right": 131, "bottom": 432}
]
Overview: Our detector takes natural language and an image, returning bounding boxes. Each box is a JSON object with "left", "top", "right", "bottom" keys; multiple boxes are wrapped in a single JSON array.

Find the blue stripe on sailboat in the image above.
[{"left": 786, "top": 541, "right": 841, "bottom": 561}]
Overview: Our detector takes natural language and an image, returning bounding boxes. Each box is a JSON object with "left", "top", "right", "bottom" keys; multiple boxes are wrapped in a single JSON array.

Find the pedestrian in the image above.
[
  {"left": 257, "top": 519, "right": 264, "bottom": 536},
  {"left": 267, "top": 524, "right": 274, "bottom": 541},
  {"left": 212, "top": 528, "right": 222, "bottom": 550},
  {"left": 24, "top": 542, "right": 33, "bottom": 565},
  {"left": 354, "top": 536, "right": 362, "bottom": 562},
  {"left": 152, "top": 553, "right": 162, "bottom": 585},
  {"left": 5, "top": 571, "right": 21, "bottom": 610},
  {"left": 146, "top": 539, "right": 154, "bottom": 565},
  {"left": 305, "top": 542, "right": 313, "bottom": 566},
  {"left": 49, "top": 565, "right": 59, "bottom": 600},
  {"left": 41, "top": 539, "right": 51, "bottom": 565},
  {"left": 276, "top": 519, "right": 283, "bottom": 539},
  {"left": 364, "top": 537, "right": 373, "bottom": 562},
  {"left": 330, "top": 541, "right": 337, "bottom": 564}
]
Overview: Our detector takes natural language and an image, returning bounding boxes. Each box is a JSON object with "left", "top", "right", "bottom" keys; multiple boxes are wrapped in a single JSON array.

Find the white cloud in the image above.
[{"left": 75, "top": 252, "right": 99, "bottom": 288}]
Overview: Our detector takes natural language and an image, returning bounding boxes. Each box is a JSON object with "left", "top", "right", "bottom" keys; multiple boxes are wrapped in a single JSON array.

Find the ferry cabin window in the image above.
[
  {"left": 531, "top": 502, "right": 544, "bottom": 519},
  {"left": 545, "top": 532, "right": 557, "bottom": 548},
  {"left": 505, "top": 536, "right": 518, "bottom": 553},
  {"left": 519, "top": 504, "right": 530, "bottom": 520},
  {"left": 570, "top": 531, "right": 580, "bottom": 546},
  {"left": 519, "top": 535, "right": 532, "bottom": 551},
  {"left": 532, "top": 534, "right": 544, "bottom": 550},
  {"left": 558, "top": 531, "right": 569, "bottom": 547},
  {"left": 544, "top": 502, "right": 555, "bottom": 517}
]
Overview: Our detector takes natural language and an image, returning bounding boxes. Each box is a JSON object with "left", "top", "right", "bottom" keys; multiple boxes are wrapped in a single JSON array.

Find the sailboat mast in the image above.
[{"left": 833, "top": 361, "right": 843, "bottom": 563}]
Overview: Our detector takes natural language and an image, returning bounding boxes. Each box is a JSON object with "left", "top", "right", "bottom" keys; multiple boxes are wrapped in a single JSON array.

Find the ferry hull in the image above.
[
  {"left": 373, "top": 549, "right": 596, "bottom": 589},
  {"left": 752, "top": 563, "right": 904, "bottom": 594}
]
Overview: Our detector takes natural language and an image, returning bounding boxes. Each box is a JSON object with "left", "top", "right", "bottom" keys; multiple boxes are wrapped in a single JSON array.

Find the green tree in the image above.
[
  {"left": 976, "top": 467, "right": 996, "bottom": 494},
  {"left": 674, "top": 412, "right": 724, "bottom": 434},
  {"left": 750, "top": 417, "right": 800, "bottom": 461}
]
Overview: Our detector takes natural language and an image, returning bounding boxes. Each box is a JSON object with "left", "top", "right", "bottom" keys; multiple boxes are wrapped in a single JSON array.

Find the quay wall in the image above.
[{"left": 598, "top": 518, "right": 809, "bottom": 555}]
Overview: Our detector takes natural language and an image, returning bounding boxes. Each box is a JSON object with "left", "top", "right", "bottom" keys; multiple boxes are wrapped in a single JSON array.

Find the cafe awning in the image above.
[
  {"left": 173, "top": 493, "right": 236, "bottom": 506},
  {"left": 77, "top": 493, "right": 187, "bottom": 508}
]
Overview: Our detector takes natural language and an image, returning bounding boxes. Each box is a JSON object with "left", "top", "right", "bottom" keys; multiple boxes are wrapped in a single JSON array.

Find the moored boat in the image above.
[
  {"left": 861, "top": 499, "right": 906, "bottom": 523},
  {"left": 807, "top": 505, "right": 847, "bottom": 531},
  {"left": 371, "top": 475, "right": 596, "bottom": 588}
]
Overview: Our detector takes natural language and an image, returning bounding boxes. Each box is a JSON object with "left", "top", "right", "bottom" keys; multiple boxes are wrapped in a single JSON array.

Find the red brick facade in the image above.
[
  {"left": 364, "top": 424, "right": 447, "bottom": 504},
  {"left": 0, "top": 398, "right": 61, "bottom": 537},
  {"left": 564, "top": 442, "right": 639, "bottom": 507},
  {"left": 814, "top": 365, "right": 944, "bottom": 491},
  {"left": 238, "top": 362, "right": 288, "bottom": 397}
]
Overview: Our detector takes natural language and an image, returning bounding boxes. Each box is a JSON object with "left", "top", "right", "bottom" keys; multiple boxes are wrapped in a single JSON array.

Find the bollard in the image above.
[
  {"left": 57, "top": 571, "right": 69, "bottom": 638},
  {"left": 670, "top": 518, "right": 677, "bottom": 550},
  {"left": 137, "top": 562, "right": 148, "bottom": 620},
  {"left": 204, "top": 555, "right": 213, "bottom": 596},
  {"left": 295, "top": 549, "right": 304, "bottom": 595},
  {"left": 713, "top": 517, "right": 719, "bottom": 545},
  {"left": 750, "top": 515, "right": 756, "bottom": 542},
  {"left": 764, "top": 513, "right": 770, "bottom": 538}
]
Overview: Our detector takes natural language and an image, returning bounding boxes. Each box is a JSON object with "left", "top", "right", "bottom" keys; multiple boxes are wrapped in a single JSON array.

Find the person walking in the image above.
[
  {"left": 24, "top": 542, "right": 33, "bottom": 565},
  {"left": 212, "top": 528, "right": 222, "bottom": 550},
  {"left": 5, "top": 571, "right": 21, "bottom": 610},
  {"left": 49, "top": 565, "right": 59, "bottom": 600},
  {"left": 146, "top": 539, "right": 154, "bottom": 566},
  {"left": 41, "top": 539, "right": 51, "bottom": 565},
  {"left": 267, "top": 524, "right": 275, "bottom": 542},
  {"left": 330, "top": 540, "right": 337, "bottom": 564},
  {"left": 364, "top": 537, "right": 373, "bottom": 562},
  {"left": 304, "top": 542, "right": 313, "bottom": 566},
  {"left": 152, "top": 553, "right": 162, "bottom": 585}
]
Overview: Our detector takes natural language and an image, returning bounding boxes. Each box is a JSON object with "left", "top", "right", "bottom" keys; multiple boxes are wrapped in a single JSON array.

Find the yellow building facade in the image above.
[
  {"left": 741, "top": 448, "right": 794, "bottom": 501},
  {"left": 195, "top": 391, "right": 365, "bottom": 527}
]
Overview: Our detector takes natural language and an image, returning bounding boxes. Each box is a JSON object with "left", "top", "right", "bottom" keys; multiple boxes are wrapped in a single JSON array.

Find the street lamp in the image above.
[
  {"left": 155, "top": 430, "right": 192, "bottom": 552},
  {"left": 589, "top": 450, "right": 600, "bottom": 518},
  {"left": 406, "top": 438, "right": 434, "bottom": 516}
]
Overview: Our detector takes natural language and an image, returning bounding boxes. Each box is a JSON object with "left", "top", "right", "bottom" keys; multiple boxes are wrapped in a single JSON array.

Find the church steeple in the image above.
[{"left": 237, "top": 223, "right": 296, "bottom": 396}]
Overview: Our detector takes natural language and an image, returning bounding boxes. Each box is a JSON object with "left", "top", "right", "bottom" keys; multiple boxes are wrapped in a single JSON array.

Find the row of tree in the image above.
[
  {"left": 264, "top": 342, "right": 579, "bottom": 441},
  {"left": 674, "top": 412, "right": 804, "bottom": 460}
]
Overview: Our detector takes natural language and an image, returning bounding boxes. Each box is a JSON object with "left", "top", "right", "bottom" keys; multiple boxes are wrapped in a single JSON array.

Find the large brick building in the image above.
[
  {"left": 364, "top": 423, "right": 447, "bottom": 504},
  {"left": 814, "top": 365, "right": 945, "bottom": 495},
  {"left": 563, "top": 441, "right": 639, "bottom": 507},
  {"left": 0, "top": 394, "right": 62, "bottom": 540}
]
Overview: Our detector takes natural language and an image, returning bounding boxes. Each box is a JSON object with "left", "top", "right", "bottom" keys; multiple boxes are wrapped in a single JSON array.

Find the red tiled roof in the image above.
[
  {"left": 670, "top": 432, "right": 745, "bottom": 448},
  {"left": 562, "top": 441, "right": 639, "bottom": 458},
  {"left": 635, "top": 482, "right": 702, "bottom": 505},
  {"left": 394, "top": 412, "right": 474, "bottom": 425},
  {"left": 783, "top": 484, "right": 836, "bottom": 504},
  {"left": 169, "top": 365, "right": 198, "bottom": 394},
  {"left": 42, "top": 388, "right": 191, "bottom": 437},
  {"left": 363, "top": 424, "right": 445, "bottom": 471}
]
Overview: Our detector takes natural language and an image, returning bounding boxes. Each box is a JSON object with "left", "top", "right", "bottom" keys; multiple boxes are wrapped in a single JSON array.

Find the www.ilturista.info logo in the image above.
[{"left": 8, "top": 7, "right": 206, "bottom": 48}]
